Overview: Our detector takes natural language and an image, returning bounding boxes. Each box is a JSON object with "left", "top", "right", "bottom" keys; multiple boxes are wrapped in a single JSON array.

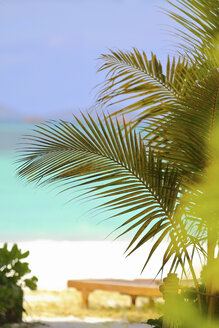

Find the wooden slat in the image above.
[{"left": 67, "top": 279, "right": 162, "bottom": 297}]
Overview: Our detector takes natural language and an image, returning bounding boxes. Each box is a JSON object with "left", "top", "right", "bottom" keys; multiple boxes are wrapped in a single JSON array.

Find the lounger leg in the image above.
[
  {"left": 131, "top": 295, "right": 137, "bottom": 306},
  {"left": 81, "top": 290, "right": 89, "bottom": 308},
  {"left": 148, "top": 297, "right": 154, "bottom": 308}
]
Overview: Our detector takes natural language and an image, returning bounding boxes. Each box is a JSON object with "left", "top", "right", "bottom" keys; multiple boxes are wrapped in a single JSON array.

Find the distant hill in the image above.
[
  {"left": 22, "top": 116, "right": 45, "bottom": 124},
  {"left": 0, "top": 105, "right": 45, "bottom": 124},
  {"left": 0, "top": 105, "right": 22, "bottom": 122}
]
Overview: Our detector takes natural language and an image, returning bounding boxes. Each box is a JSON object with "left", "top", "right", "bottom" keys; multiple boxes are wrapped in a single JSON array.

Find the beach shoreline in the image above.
[
  {"left": 1, "top": 239, "right": 202, "bottom": 291},
  {"left": 1, "top": 240, "right": 167, "bottom": 290}
]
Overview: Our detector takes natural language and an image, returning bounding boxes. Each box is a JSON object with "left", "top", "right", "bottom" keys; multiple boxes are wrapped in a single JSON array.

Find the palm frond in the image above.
[
  {"left": 97, "top": 49, "right": 189, "bottom": 122},
  {"left": 17, "top": 114, "right": 185, "bottom": 271},
  {"left": 142, "top": 64, "right": 219, "bottom": 181},
  {"left": 166, "top": 0, "right": 219, "bottom": 62}
]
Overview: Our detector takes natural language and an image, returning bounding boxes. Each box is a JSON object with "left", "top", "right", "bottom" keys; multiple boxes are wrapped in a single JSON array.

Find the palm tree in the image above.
[{"left": 17, "top": 0, "right": 218, "bottom": 317}]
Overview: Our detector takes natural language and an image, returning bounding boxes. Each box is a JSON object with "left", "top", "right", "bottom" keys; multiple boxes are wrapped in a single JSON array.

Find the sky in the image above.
[{"left": 0, "top": 0, "right": 175, "bottom": 120}]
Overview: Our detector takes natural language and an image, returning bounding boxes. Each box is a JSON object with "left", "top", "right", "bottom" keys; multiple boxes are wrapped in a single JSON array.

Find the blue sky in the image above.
[{"left": 0, "top": 0, "right": 174, "bottom": 120}]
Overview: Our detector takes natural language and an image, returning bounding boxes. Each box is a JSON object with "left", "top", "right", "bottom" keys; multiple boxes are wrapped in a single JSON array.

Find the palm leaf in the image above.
[
  {"left": 17, "top": 114, "right": 186, "bottom": 271},
  {"left": 142, "top": 64, "right": 219, "bottom": 183},
  {"left": 165, "top": 0, "right": 219, "bottom": 62},
  {"left": 97, "top": 49, "right": 189, "bottom": 122}
]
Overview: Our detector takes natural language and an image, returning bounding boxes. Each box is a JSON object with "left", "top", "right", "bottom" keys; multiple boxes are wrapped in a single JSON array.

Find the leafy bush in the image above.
[
  {"left": 147, "top": 271, "right": 219, "bottom": 327},
  {"left": 147, "top": 316, "right": 163, "bottom": 328},
  {"left": 0, "top": 243, "right": 37, "bottom": 324}
]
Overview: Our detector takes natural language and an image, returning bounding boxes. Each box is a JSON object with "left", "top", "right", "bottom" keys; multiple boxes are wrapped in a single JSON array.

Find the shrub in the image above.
[{"left": 0, "top": 243, "right": 37, "bottom": 324}]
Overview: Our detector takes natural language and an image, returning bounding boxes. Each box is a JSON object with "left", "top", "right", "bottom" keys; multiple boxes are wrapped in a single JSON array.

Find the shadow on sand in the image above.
[{"left": 36, "top": 320, "right": 149, "bottom": 328}]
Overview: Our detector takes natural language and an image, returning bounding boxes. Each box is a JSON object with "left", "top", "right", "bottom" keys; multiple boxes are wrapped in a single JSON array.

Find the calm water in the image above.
[{"left": 0, "top": 122, "right": 130, "bottom": 241}]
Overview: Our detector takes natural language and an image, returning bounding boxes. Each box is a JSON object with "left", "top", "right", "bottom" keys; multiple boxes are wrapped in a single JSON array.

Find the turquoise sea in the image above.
[{"left": 0, "top": 122, "right": 129, "bottom": 241}]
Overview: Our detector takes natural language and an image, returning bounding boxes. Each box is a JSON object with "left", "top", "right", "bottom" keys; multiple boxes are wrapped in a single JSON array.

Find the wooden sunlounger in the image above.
[{"left": 67, "top": 279, "right": 162, "bottom": 308}]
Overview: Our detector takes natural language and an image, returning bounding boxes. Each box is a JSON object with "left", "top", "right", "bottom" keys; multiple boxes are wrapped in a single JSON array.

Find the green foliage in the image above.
[
  {"left": 147, "top": 316, "right": 163, "bottom": 328},
  {"left": 164, "top": 0, "right": 219, "bottom": 61},
  {"left": 97, "top": 0, "right": 219, "bottom": 185},
  {"left": 148, "top": 270, "right": 219, "bottom": 327},
  {"left": 0, "top": 244, "right": 37, "bottom": 324},
  {"left": 152, "top": 289, "right": 219, "bottom": 328}
]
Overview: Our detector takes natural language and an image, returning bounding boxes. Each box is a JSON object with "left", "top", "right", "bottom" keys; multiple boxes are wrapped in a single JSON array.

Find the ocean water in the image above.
[{"left": 0, "top": 122, "right": 129, "bottom": 242}]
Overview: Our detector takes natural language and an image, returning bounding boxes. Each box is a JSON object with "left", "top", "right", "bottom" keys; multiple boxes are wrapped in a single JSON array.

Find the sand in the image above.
[
  {"left": 2, "top": 239, "right": 201, "bottom": 290},
  {"left": 7, "top": 240, "right": 169, "bottom": 290}
]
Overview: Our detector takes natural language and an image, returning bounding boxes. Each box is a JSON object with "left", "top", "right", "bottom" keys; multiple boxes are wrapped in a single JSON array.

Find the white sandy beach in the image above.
[
  {"left": 16, "top": 240, "right": 157, "bottom": 327},
  {"left": 2, "top": 240, "right": 200, "bottom": 327},
  {"left": 3, "top": 240, "right": 202, "bottom": 290},
  {"left": 12, "top": 240, "right": 164, "bottom": 290}
]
